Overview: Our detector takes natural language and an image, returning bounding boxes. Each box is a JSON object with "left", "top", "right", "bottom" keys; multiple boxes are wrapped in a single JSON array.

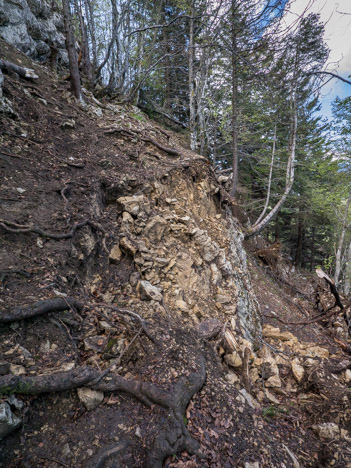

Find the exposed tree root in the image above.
[
  {"left": 0, "top": 218, "right": 90, "bottom": 239},
  {"left": 86, "top": 441, "right": 129, "bottom": 468},
  {"left": 95, "top": 303, "right": 160, "bottom": 345},
  {"left": 0, "top": 357, "right": 206, "bottom": 468},
  {"left": 104, "top": 127, "right": 183, "bottom": 157},
  {"left": 0, "top": 297, "right": 83, "bottom": 322}
]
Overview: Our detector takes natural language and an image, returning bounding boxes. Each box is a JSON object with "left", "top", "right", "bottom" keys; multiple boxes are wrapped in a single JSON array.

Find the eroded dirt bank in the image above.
[{"left": 1, "top": 40, "right": 351, "bottom": 467}]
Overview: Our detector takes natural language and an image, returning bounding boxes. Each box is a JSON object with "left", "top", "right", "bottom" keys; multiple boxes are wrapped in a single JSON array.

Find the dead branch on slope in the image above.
[
  {"left": 0, "top": 297, "right": 83, "bottom": 322},
  {"left": 0, "top": 59, "right": 39, "bottom": 80}
]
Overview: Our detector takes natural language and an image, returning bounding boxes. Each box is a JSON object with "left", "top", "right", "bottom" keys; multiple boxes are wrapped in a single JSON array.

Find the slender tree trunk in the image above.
[
  {"left": 75, "top": 0, "right": 92, "bottom": 81},
  {"left": 230, "top": 0, "right": 238, "bottom": 197},
  {"left": 253, "top": 122, "right": 277, "bottom": 226},
  {"left": 344, "top": 237, "right": 351, "bottom": 296},
  {"left": 62, "top": 0, "right": 82, "bottom": 101},
  {"left": 294, "top": 209, "right": 304, "bottom": 267},
  {"left": 83, "top": 0, "right": 97, "bottom": 86},
  {"left": 246, "top": 91, "right": 297, "bottom": 238},
  {"left": 334, "top": 190, "right": 351, "bottom": 287},
  {"left": 189, "top": 2, "right": 196, "bottom": 151},
  {"left": 310, "top": 227, "right": 315, "bottom": 272}
]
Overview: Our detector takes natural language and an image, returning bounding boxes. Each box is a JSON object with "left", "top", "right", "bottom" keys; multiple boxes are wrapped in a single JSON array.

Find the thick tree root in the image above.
[
  {"left": 0, "top": 297, "right": 83, "bottom": 323},
  {"left": 0, "top": 357, "right": 206, "bottom": 467}
]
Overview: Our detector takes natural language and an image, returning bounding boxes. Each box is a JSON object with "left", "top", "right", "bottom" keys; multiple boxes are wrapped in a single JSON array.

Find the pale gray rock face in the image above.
[
  {"left": 0, "top": 0, "right": 67, "bottom": 64},
  {"left": 0, "top": 402, "right": 22, "bottom": 439}
]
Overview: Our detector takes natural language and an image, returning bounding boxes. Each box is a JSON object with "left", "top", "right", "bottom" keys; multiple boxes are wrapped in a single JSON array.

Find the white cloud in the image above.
[{"left": 284, "top": 0, "right": 351, "bottom": 118}]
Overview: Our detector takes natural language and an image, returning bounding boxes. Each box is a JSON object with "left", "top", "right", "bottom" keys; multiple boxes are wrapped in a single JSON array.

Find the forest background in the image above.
[{"left": 55, "top": 0, "right": 351, "bottom": 293}]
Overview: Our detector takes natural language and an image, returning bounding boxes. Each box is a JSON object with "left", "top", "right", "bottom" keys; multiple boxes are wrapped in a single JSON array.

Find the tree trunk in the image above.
[
  {"left": 230, "top": 0, "right": 239, "bottom": 197},
  {"left": 344, "top": 237, "right": 351, "bottom": 296},
  {"left": 75, "top": 0, "right": 92, "bottom": 82},
  {"left": 253, "top": 122, "right": 277, "bottom": 226},
  {"left": 334, "top": 190, "right": 351, "bottom": 287},
  {"left": 310, "top": 226, "right": 316, "bottom": 272},
  {"left": 62, "top": 0, "right": 82, "bottom": 101},
  {"left": 189, "top": 2, "right": 196, "bottom": 151},
  {"left": 246, "top": 91, "right": 297, "bottom": 238}
]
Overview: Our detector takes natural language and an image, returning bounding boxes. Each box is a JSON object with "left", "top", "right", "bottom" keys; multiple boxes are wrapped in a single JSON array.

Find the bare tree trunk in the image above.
[
  {"left": 230, "top": 1, "right": 238, "bottom": 197},
  {"left": 344, "top": 237, "right": 351, "bottom": 296},
  {"left": 75, "top": 0, "right": 92, "bottom": 81},
  {"left": 246, "top": 92, "right": 297, "bottom": 238},
  {"left": 83, "top": 0, "right": 97, "bottom": 85},
  {"left": 189, "top": 2, "right": 196, "bottom": 151},
  {"left": 310, "top": 226, "right": 316, "bottom": 272},
  {"left": 62, "top": 0, "right": 82, "bottom": 101},
  {"left": 253, "top": 122, "right": 277, "bottom": 226},
  {"left": 334, "top": 190, "right": 351, "bottom": 287}
]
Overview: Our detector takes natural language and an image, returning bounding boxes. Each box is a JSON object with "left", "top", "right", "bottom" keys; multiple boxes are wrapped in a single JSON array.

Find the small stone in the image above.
[
  {"left": 129, "top": 272, "right": 140, "bottom": 287},
  {"left": 0, "top": 361, "right": 10, "bottom": 375},
  {"left": 139, "top": 280, "right": 162, "bottom": 302},
  {"left": 245, "top": 462, "right": 259, "bottom": 468},
  {"left": 117, "top": 195, "right": 145, "bottom": 216},
  {"left": 225, "top": 352, "right": 242, "bottom": 368},
  {"left": 0, "top": 402, "right": 22, "bottom": 439},
  {"left": 109, "top": 245, "right": 122, "bottom": 263},
  {"left": 345, "top": 369, "right": 351, "bottom": 383},
  {"left": 175, "top": 299, "right": 188, "bottom": 312},
  {"left": 84, "top": 336, "right": 108, "bottom": 352},
  {"left": 312, "top": 423, "right": 340, "bottom": 440},
  {"left": 10, "top": 364, "right": 26, "bottom": 376},
  {"left": 77, "top": 388, "right": 104, "bottom": 410},
  {"left": 265, "top": 389, "right": 280, "bottom": 404},
  {"left": 60, "top": 119, "right": 76, "bottom": 129},
  {"left": 122, "top": 211, "right": 134, "bottom": 223},
  {"left": 291, "top": 359, "right": 304, "bottom": 383},
  {"left": 143, "top": 215, "right": 168, "bottom": 243},
  {"left": 119, "top": 237, "right": 137, "bottom": 256},
  {"left": 39, "top": 340, "right": 51, "bottom": 354},
  {"left": 226, "top": 372, "right": 240, "bottom": 384},
  {"left": 265, "top": 374, "right": 281, "bottom": 388},
  {"left": 62, "top": 442, "right": 73, "bottom": 458},
  {"left": 198, "top": 318, "right": 222, "bottom": 339},
  {"left": 6, "top": 395, "right": 24, "bottom": 410}
]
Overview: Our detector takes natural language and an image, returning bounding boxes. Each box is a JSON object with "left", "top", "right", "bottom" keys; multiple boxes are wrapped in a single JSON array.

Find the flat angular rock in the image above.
[
  {"left": 0, "top": 402, "right": 22, "bottom": 439},
  {"left": 119, "top": 237, "right": 137, "bottom": 256},
  {"left": 291, "top": 359, "right": 304, "bottom": 383},
  {"left": 144, "top": 215, "right": 168, "bottom": 243},
  {"left": 139, "top": 280, "right": 162, "bottom": 302},
  {"left": 117, "top": 195, "right": 145, "bottom": 216},
  {"left": 77, "top": 388, "right": 104, "bottom": 410},
  {"left": 109, "top": 244, "right": 122, "bottom": 263},
  {"left": 198, "top": 318, "right": 222, "bottom": 339}
]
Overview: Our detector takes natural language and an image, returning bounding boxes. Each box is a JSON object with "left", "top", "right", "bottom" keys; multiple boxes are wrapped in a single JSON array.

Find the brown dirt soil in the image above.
[{"left": 1, "top": 39, "right": 351, "bottom": 468}]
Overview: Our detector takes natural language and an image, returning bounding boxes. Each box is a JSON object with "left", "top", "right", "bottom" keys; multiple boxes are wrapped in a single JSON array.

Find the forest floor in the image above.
[{"left": 1, "top": 39, "right": 351, "bottom": 468}]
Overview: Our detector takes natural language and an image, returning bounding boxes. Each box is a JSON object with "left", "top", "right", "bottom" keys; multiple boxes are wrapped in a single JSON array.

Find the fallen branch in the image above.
[
  {"left": 95, "top": 303, "right": 160, "bottom": 345},
  {"left": 0, "top": 297, "right": 83, "bottom": 322},
  {"left": 0, "top": 59, "right": 39, "bottom": 80}
]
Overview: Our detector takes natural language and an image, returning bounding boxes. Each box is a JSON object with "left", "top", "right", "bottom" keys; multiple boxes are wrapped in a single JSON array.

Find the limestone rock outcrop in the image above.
[{"left": 0, "top": 0, "right": 67, "bottom": 64}]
